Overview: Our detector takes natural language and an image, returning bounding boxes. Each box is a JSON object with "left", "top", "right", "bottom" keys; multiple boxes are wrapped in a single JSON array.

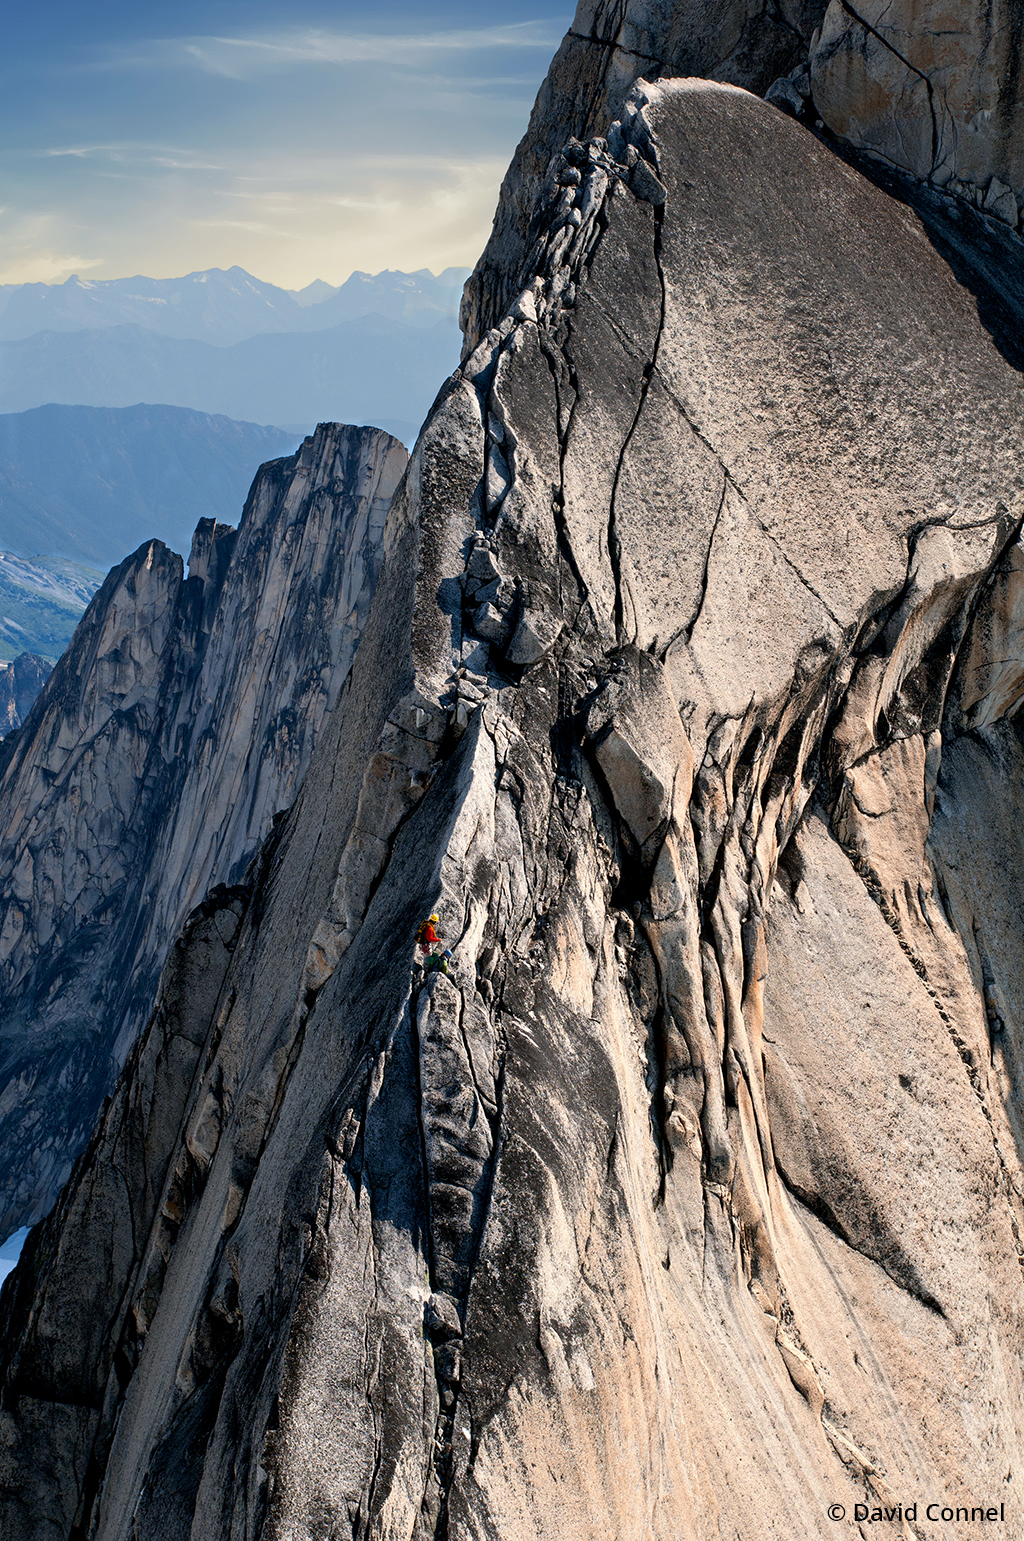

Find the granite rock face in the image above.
[
  {"left": 0, "top": 653, "right": 52, "bottom": 734},
  {"left": 3, "top": 71, "right": 1024, "bottom": 1539},
  {"left": 0, "top": 423, "right": 407, "bottom": 1234},
  {"left": 809, "top": 0, "right": 1024, "bottom": 226},
  {"left": 461, "top": 0, "right": 831, "bottom": 351}
]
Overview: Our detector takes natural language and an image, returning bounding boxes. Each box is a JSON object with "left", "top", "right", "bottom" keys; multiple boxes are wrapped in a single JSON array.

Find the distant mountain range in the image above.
[
  {"left": 0, "top": 265, "right": 468, "bottom": 674},
  {"left": 0, "top": 266, "right": 469, "bottom": 444},
  {"left": 0, "top": 404, "right": 301, "bottom": 567},
  {"left": 0, "top": 316, "right": 460, "bottom": 446},
  {"left": 0, "top": 265, "right": 469, "bottom": 344},
  {"left": 0, "top": 550, "right": 103, "bottom": 663}
]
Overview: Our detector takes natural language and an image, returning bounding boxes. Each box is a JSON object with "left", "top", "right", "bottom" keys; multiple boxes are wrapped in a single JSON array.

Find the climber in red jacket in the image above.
[
  {"left": 416, "top": 914, "right": 456, "bottom": 978},
  {"left": 417, "top": 914, "right": 443, "bottom": 954}
]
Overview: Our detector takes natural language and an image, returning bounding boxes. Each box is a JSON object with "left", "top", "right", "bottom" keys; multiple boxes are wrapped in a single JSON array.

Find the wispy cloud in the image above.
[
  {"left": 44, "top": 145, "right": 114, "bottom": 159},
  {"left": 43, "top": 144, "right": 222, "bottom": 171},
  {"left": 195, "top": 218, "right": 301, "bottom": 237},
  {"left": 1, "top": 5, "right": 572, "bottom": 288},
  {"left": 0, "top": 252, "right": 102, "bottom": 283},
  {"left": 96, "top": 22, "right": 562, "bottom": 81}
]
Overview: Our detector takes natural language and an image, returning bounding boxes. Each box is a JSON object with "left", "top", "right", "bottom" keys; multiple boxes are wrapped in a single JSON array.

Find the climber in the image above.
[
  {"left": 424, "top": 948, "right": 456, "bottom": 978},
  {"left": 416, "top": 914, "right": 457, "bottom": 979},
  {"left": 417, "top": 913, "right": 443, "bottom": 954}
]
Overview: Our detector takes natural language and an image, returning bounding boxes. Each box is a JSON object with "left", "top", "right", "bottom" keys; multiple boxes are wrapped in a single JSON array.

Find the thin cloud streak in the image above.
[
  {"left": 0, "top": 211, "right": 103, "bottom": 283},
  {"left": 42, "top": 144, "right": 223, "bottom": 169},
  {"left": 97, "top": 22, "right": 563, "bottom": 80}
]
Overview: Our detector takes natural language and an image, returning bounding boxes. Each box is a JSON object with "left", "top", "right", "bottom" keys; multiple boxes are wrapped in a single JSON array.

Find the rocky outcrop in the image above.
[
  {"left": 808, "top": 0, "right": 1024, "bottom": 227},
  {"left": 3, "top": 70, "right": 1024, "bottom": 1539},
  {"left": 461, "top": 0, "right": 831, "bottom": 351},
  {"left": 0, "top": 653, "right": 51, "bottom": 734},
  {"left": 463, "top": 0, "right": 1024, "bottom": 351},
  {"left": 0, "top": 423, "right": 407, "bottom": 1235}
]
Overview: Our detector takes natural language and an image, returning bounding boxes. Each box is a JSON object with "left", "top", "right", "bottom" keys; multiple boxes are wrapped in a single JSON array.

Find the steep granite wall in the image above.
[
  {"left": 0, "top": 424, "right": 407, "bottom": 1234},
  {"left": 3, "top": 77, "right": 1023, "bottom": 1539},
  {"left": 463, "top": 0, "right": 1024, "bottom": 349},
  {"left": 809, "top": 0, "right": 1024, "bottom": 225}
]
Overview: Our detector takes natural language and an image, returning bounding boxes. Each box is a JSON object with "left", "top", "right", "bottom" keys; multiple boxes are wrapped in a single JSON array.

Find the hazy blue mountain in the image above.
[
  {"left": 0, "top": 266, "right": 469, "bottom": 345},
  {"left": 0, "top": 317, "right": 461, "bottom": 449},
  {"left": 0, "top": 552, "right": 103, "bottom": 662},
  {"left": 0, "top": 268, "right": 303, "bottom": 345},
  {"left": 289, "top": 279, "right": 339, "bottom": 307},
  {"left": 0, "top": 405, "right": 301, "bottom": 567},
  {"left": 293, "top": 267, "right": 469, "bottom": 329}
]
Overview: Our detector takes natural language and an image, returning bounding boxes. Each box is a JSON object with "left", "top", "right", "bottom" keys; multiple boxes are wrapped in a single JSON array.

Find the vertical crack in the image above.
[
  {"left": 536, "top": 326, "right": 593, "bottom": 630},
  {"left": 838, "top": 0, "right": 940, "bottom": 171},
  {"left": 412, "top": 964, "right": 508, "bottom": 1540},
  {"left": 660, "top": 472, "right": 729, "bottom": 658},
  {"left": 606, "top": 197, "right": 668, "bottom": 645}
]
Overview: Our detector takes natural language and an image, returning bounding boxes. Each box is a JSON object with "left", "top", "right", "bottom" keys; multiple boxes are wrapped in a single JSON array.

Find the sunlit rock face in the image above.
[
  {"left": 2, "top": 60, "right": 1023, "bottom": 1538},
  {"left": 0, "top": 423, "right": 407, "bottom": 1235}
]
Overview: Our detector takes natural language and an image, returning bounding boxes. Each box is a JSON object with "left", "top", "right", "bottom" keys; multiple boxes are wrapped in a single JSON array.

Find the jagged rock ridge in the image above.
[
  {"left": 0, "top": 423, "right": 407, "bottom": 1234},
  {"left": 0, "top": 654, "right": 51, "bottom": 735},
  {"left": 3, "top": 14, "right": 1024, "bottom": 1541}
]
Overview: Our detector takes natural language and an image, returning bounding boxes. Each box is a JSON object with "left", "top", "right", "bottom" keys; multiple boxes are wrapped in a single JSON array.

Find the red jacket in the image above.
[{"left": 419, "top": 922, "right": 442, "bottom": 952}]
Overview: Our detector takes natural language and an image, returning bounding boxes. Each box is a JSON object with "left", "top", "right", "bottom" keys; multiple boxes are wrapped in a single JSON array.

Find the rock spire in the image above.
[{"left": 0, "top": 424, "right": 407, "bottom": 1234}]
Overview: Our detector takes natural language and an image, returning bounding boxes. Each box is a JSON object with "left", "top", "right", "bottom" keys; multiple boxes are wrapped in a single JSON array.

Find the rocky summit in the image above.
[{"left": 2, "top": 4, "right": 1024, "bottom": 1540}]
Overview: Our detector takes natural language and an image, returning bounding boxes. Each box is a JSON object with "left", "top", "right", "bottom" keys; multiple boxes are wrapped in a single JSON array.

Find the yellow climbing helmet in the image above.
[{"left": 429, "top": 914, "right": 439, "bottom": 923}]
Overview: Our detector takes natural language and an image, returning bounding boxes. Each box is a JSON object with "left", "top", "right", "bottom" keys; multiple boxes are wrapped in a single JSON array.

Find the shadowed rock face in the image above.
[
  {"left": 0, "top": 654, "right": 52, "bottom": 734},
  {"left": 3, "top": 75, "right": 1024, "bottom": 1539},
  {"left": 810, "top": 0, "right": 1024, "bottom": 221},
  {"left": 0, "top": 423, "right": 407, "bottom": 1235}
]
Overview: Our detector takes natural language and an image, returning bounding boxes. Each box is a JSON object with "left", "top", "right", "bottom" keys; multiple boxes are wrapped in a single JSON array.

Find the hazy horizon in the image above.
[{"left": 0, "top": 260, "right": 472, "bottom": 293}]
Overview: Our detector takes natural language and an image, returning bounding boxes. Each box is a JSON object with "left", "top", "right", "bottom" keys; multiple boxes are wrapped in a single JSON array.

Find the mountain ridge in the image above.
[
  {"left": 0, "top": 265, "right": 471, "bottom": 346},
  {"left": 0, "top": 315, "right": 461, "bottom": 446},
  {"left": 0, "top": 404, "right": 301, "bottom": 568}
]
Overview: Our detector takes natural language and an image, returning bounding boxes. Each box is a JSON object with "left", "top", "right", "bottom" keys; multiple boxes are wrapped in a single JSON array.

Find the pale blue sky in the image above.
[{"left": 2, "top": 2, "right": 574, "bottom": 287}]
